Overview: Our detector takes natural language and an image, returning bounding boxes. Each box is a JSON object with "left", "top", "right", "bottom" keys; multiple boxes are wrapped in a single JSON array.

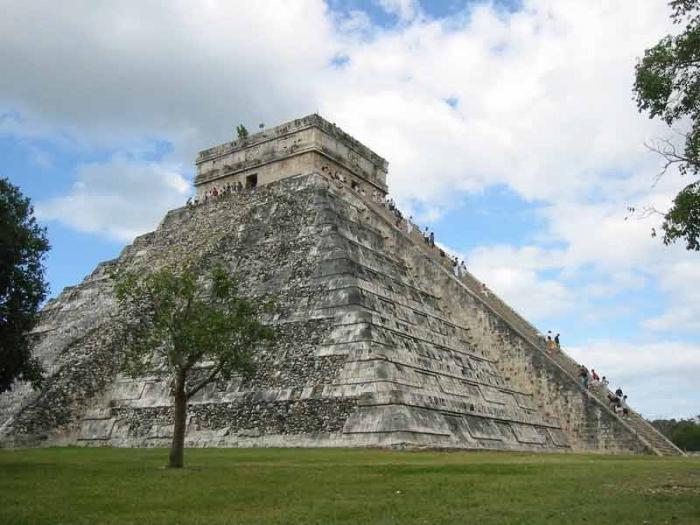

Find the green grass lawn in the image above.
[{"left": 0, "top": 448, "right": 698, "bottom": 525}]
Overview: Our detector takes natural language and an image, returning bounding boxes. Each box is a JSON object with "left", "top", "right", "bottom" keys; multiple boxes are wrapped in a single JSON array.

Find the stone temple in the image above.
[{"left": 0, "top": 115, "right": 682, "bottom": 455}]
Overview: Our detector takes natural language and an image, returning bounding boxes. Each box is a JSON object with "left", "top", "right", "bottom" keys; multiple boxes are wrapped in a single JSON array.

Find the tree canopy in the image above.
[
  {"left": 236, "top": 124, "right": 249, "bottom": 139},
  {"left": 114, "top": 264, "right": 274, "bottom": 468},
  {"left": 0, "top": 178, "right": 49, "bottom": 393},
  {"left": 633, "top": 0, "right": 700, "bottom": 250},
  {"left": 652, "top": 416, "right": 700, "bottom": 451}
]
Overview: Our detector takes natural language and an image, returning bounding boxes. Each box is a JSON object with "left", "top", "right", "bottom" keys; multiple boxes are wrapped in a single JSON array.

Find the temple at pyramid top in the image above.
[{"left": 195, "top": 114, "right": 389, "bottom": 198}]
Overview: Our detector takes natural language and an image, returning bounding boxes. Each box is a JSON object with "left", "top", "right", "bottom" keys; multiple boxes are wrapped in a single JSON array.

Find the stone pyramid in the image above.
[{"left": 0, "top": 115, "right": 681, "bottom": 455}]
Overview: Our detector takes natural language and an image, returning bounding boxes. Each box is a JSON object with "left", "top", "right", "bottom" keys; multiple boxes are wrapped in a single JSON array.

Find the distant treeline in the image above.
[{"left": 651, "top": 417, "right": 700, "bottom": 452}]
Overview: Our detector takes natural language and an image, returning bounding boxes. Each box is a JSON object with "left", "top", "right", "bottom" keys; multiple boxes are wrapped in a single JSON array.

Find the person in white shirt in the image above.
[{"left": 620, "top": 395, "right": 629, "bottom": 418}]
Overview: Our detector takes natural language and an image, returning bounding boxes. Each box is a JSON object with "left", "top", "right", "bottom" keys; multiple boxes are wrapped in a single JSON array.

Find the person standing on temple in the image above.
[
  {"left": 578, "top": 366, "right": 589, "bottom": 389},
  {"left": 621, "top": 395, "right": 630, "bottom": 418},
  {"left": 546, "top": 336, "right": 556, "bottom": 353}
]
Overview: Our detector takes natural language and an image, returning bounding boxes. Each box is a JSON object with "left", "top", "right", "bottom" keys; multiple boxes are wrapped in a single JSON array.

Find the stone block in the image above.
[
  {"left": 480, "top": 386, "right": 515, "bottom": 405},
  {"left": 464, "top": 416, "right": 504, "bottom": 440},
  {"left": 510, "top": 423, "right": 547, "bottom": 444},
  {"left": 547, "top": 428, "right": 570, "bottom": 447},
  {"left": 343, "top": 405, "right": 451, "bottom": 435},
  {"left": 79, "top": 418, "right": 116, "bottom": 440},
  {"left": 111, "top": 380, "right": 145, "bottom": 401}
]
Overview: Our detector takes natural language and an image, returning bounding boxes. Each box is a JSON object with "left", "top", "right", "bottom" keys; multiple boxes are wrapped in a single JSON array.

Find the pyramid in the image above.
[{"left": 0, "top": 115, "right": 681, "bottom": 455}]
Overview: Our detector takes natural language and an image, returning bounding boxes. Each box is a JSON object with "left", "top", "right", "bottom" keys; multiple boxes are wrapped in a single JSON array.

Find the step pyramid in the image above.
[{"left": 0, "top": 115, "right": 681, "bottom": 455}]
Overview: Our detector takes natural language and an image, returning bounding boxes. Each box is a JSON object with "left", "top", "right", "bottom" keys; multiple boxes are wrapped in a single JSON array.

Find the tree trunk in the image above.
[{"left": 168, "top": 370, "right": 187, "bottom": 468}]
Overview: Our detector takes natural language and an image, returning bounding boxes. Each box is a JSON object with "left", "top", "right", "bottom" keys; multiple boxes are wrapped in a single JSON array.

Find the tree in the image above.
[
  {"left": 0, "top": 178, "right": 49, "bottom": 393},
  {"left": 236, "top": 124, "right": 249, "bottom": 140},
  {"left": 114, "top": 264, "right": 274, "bottom": 468},
  {"left": 652, "top": 416, "right": 700, "bottom": 451},
  {"left": 633, "top": 0, "right": 700, "bottom": 250}
]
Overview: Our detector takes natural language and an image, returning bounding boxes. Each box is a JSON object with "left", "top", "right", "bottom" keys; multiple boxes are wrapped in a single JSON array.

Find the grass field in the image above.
[{"left": 0, "top": 448, "right": 698, "bottom": 524}]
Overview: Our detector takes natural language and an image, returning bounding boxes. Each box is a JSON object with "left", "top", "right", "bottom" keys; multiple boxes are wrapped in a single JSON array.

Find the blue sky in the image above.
[{"left": 2, "top": 0, "right": 698, "bottom": 419}]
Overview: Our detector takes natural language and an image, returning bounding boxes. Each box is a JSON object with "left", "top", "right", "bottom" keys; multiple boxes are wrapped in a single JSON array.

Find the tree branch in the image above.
[
  {"left": 183, "top": 350, "right": 204, "bottom": 373},
  {"left": 644, "top": 136, "right": 695, "bottom": 187},
  {"left": 186, "top": 363, "right": 223, "bottom": 399},
  {"left": 625, "top": 205, "right": 666, "bottom": 221}
]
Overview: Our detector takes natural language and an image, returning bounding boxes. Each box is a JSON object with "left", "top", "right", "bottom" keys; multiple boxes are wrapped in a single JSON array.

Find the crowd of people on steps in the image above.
[{"left": 186, "top": 181, "right": 246, "bottom": 207}]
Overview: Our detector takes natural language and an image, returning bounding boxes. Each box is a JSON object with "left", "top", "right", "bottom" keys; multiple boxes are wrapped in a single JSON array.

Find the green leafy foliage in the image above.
[
  {"left": 652, "top": 416, "right": 700, "bottom": 451},
  {"left": 236, "top": 124, "right": 249, "bottom": 140},
  {"left": 114, "top": 264, "right": 273, "bottom": 396},
  {"left": 113, "top": 264, "right": 274, "bottom": 467},
  {"left": 633, "top": 0, "right": 700, "bottom": 250},
  {"left": 0, "top": 178, "right": 49, "bottom": 393},
  {"left": 661, "top": 180, "right": 700, "bottom": 250}
]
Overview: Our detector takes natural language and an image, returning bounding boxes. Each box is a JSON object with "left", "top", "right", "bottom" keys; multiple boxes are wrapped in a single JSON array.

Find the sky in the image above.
[{"left": 1, "top": 0, "right": 698, "bottom": 420}]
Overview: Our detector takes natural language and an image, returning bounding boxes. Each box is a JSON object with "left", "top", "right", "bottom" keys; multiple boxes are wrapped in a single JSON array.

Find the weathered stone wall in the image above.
[
  {"left": 1, "top": 175, "right": 359, "bottom": 446},
  {"left": 0, "top": 257, "right": 120, "bottom": 444},
  {"left": 195, "top": 114, "right": 388, "bottom": 198},
  {"left": 314, "top": 185, "right": 571, "bottom": 451}
]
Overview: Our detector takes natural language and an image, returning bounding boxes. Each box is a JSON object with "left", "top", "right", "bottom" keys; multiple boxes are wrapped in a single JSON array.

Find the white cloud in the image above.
[
  {"left": 466, "top": 244, "right": 573, "bottom": 319},
  {"left": 0, "top": 1, "right": 680, "bottom": 215},
  {"left": 643, "top": 260, "right": 700, "bottom": 333},
  {"left": 0, "top": 0, "right": 335, "bottom": 157},
  {"left": 37, "top": 158, "right": 190, "bottom": 241},
  {"left": 376, "top": 0, "right": 420, "bottom": 23},
  {"left": 2, "top": 0, "right": 336, "bottom": 238},
  {"left": 317, "top": 0, "right": 676, "bottom": 207}
]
